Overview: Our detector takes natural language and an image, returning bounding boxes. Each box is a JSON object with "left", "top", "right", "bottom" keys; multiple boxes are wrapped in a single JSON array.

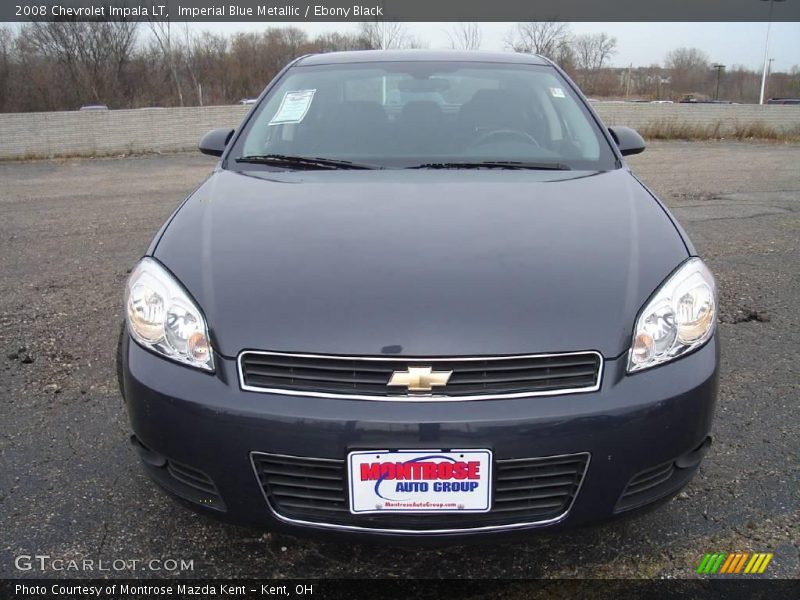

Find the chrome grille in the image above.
[
  {"left": 239, "top": 351, "right": 602, "bottom": 399},
  {"left": 251, "top": 452, "right": 589, "bottom": 531}
]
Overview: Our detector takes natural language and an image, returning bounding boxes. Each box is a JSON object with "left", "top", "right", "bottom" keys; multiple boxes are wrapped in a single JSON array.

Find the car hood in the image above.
[{"left": 153, "top": 168, "right": 688, "bottom": 358}]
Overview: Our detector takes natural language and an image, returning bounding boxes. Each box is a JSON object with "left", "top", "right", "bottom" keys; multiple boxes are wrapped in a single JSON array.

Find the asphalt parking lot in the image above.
[{"left": 1, "top": 141, "right": 798, "bottom": 579}]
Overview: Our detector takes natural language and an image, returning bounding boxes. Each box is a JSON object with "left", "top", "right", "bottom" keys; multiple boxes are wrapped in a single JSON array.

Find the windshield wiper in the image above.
[
  {"left": 408, "top": 161, "right": 571, "bottom": 171},
  {"left": 235, "top": 154, "right": 378, "bottom": 170}
]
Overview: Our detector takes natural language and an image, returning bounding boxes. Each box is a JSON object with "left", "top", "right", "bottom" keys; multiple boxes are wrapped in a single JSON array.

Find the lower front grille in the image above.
[
  {"left": 140, "top": 456, "right": 226, "bottom": 511},
  {"left": 167, "top": 461, "right": 219, "bottom": 496},
  {"left": 253, "top": 454, "right": 348, "bottom": 515},
  {"left": 252, "top": 451, "right": 589, "bottom": 531},
  {"left": 615, "top": 438, "right": 711, "bottom": 513},
  {"left": 162, "top": 460, "right": 225, "bottom": 511},
  {"left": 615, "top": 461, "right": 685, "bottom": 513},
  {"left": 132, "top": 435, "right": 226, "bottom": 511}
]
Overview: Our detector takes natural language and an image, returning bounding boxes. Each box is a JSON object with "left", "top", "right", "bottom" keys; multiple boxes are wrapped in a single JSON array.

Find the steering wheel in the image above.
[{"left": 468, "top": 129, "right": 540, "bottom": 148}]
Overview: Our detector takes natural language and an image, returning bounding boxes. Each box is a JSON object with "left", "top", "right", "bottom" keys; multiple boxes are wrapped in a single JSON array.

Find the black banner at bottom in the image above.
[{"left": 3, "top": 579, "right": 799, "bottom": 600}]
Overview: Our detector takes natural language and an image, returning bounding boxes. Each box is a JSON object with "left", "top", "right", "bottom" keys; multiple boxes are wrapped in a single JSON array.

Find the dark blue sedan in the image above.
[{"left": 119, "top": 51, "right": 718, "bottom": 541}]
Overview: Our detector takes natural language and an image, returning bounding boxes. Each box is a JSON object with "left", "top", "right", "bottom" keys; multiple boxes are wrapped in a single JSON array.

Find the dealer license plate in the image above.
[{"left": 348, "top": 449, "right": 492, "bottom": 514}]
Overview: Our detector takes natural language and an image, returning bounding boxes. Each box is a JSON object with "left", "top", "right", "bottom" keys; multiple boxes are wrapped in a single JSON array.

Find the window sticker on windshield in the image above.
[
  {"left": 269, "top": 89, "right": 316, "bottom": 125},
  {"left": 549, "top": 87, "right": 566, "bottom": 98}
]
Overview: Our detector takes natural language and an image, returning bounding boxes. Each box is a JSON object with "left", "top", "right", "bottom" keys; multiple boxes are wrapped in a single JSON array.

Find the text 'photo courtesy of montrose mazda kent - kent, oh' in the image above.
[{"left": 118, "top": 50, "right": 718, "bottom": 542}]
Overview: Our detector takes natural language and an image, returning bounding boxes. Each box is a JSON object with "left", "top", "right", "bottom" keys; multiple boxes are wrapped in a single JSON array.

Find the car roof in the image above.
[{"left": 295, "top": 49, "right": 550, "bottom": 67}]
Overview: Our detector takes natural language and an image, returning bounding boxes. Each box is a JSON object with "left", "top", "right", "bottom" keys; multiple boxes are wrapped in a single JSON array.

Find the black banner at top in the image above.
[{"left": 4, "top": 0, "right": 800, "bottom": 22}]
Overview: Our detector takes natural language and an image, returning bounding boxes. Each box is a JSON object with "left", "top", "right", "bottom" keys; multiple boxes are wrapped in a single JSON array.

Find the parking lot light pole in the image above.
[
  {"left": 759, "top": 0, "right": 786, "bottom": 104},
  {"left": 712, "top": 64, "right": 725, "bottom": 100}
]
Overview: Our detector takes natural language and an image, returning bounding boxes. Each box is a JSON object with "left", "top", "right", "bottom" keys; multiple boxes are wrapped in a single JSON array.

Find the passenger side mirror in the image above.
[
  {"left": 199, "top": 128, "right": 235, "bottom": 157},
  {"left": 608, "top": 126, "right": 646, "bottom": 156}
]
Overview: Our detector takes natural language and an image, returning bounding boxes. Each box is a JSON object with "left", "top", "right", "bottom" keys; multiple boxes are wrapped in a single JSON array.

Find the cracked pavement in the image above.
[{"left": 0, "top": 141, "right": 798, "bottom": 579}]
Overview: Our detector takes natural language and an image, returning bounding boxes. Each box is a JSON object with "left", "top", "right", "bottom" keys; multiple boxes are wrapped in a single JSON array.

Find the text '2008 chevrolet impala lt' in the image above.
[{"left": 118, "top": 50, "right": 718, "bottom": 541}]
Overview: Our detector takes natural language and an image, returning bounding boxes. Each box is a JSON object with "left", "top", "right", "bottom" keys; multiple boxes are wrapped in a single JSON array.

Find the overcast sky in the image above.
[{"left": 192, "top": 22, "right": 799, "bottom": 71}]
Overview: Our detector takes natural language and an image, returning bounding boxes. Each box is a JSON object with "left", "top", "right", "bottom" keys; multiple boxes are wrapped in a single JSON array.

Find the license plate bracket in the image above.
[{"left": 348, "top": 449, "right": 492, "bottom": 514}]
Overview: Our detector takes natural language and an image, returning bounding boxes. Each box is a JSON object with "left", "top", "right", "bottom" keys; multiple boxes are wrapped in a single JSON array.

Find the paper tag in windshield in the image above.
[
  {"left": 549, "top": 87, "right": 566, "bottom": 98},
  {"left": 269, "top": 89, "right": 316, "bottom": 125}
]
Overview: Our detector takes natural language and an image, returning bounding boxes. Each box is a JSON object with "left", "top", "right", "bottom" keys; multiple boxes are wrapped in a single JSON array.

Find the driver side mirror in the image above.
[
  {"left": 608, "top": 126, "right": 646, "bottom": 156},
  {"left": 199, "top": 128, "right": 235, "bottom": 157}
]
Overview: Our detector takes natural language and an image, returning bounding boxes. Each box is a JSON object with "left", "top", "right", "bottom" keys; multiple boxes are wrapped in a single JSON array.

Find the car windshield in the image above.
[{"left": 229, "top": 60, "right": 617, "bottom": 171}]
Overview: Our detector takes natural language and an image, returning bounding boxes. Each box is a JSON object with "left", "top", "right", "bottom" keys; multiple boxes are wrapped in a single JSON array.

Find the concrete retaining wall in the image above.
[
  {"left": 0, "top": 105, "right": 250, "bottom": 159},
  {"left": 0, "top": 103, "right": 798, "bottom": 160},
  {"left": 594, "top": 102, "right": 800, "bottom": 132}
]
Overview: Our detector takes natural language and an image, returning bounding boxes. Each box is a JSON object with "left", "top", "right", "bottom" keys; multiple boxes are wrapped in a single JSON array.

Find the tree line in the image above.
[{"left": 0, "top": 21, "right": 797, "bottom": 112}]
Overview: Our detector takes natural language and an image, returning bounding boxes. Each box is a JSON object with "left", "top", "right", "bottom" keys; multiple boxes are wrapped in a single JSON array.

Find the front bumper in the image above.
[{"left": 121, "top": 333, "right": 719, "bottom": 541}]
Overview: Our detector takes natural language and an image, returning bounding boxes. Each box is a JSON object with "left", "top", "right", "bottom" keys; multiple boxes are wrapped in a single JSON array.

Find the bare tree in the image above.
[
  {"left": 555, "top": 42, "right": 577, "bottom": 76},
  {"left": 0, "top": 26, "right": 13, "bottom": 110},
  {"left": 665, "top": 47, "right": 711, "bottom": 96},
  {"left": 572, "top": 32, "right": 617, "bottom": 93},
  {"left": 8, "top": 23, "right": 794, "bottom": 111},
  {"left": 148, "top": 21, "right": 185, "bottom": 106},
  {"left": 448, "top": 23, "right": 482, "bottom": 50},
  {"left": 26, "top": 18, "right": 138, "bottom": 105},
  {"left": 312, "top": 32, "right": 371, "bottom": 53},
  {"left": 262, "top": 27, "right": 314, "bottom": 73},
  {"left": 505, "top": 21, "right": 571, "bottom": 60},
  {"left": 358, "top": 21, "right": 412, "bottom": 50},
  {"left": 178, "top": 24, "right": 205, "bottom": 105},
  {"left": 573, "top": 33, "right": 617, "bottom": 71},
  {"left": 222, "top": 28, "right": 315, "bottom": 101},
  {"left": 665, "top": 47, "right": 710, "bottom": 72},
  {"left": 188, "top": 31, "right": 231, "bottom": 105}
]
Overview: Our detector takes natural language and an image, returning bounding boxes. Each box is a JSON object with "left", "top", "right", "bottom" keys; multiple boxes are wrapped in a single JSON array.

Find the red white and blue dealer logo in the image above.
[{"left": 348, "top": 450, "right": 492, "bottom": 514}]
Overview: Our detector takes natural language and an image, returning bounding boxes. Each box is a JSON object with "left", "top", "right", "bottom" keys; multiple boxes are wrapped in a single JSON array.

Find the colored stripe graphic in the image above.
[
  {"left": 697, "top": 554, "right": 712, "bottom": 573},
  {"left": 721, "top": 553, "right": 740, "bottom": 574},
  {"left": 698, "top": 553, "right": 727, "bottom": 574},
  {"left": 745, "top": 553, "right": 774, "bottom": 574},
  {"left": 698, "top": 552, "right": 773, "bottom": 574},
  {"left": 719, "top": 553, "right": 737, "bottom": 573},
  {"left": 734, "top": 553, "right": 749, "bottom": 573},
  {"left": 712, "top": 553, "right": 727, "bottom": 573},
  {"left": 745, "top": 554, "right": 761, "bottom": 573},
  {"left": 758, "top": 554, "right": 773, "bottom": 573}
]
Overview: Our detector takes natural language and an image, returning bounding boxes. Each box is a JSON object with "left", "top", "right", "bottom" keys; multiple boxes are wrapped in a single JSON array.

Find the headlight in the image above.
[
  {"left": 628, "top": 257, "right": 716, "bottom": 373},
  {"left": 125, "top": 258, "right": 214, "bottom": 372}
]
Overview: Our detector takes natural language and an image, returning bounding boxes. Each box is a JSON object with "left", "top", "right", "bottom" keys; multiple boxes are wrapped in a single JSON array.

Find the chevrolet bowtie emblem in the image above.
[{"left": 388, "top": 366, "right": 453, "bottom": 393}]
